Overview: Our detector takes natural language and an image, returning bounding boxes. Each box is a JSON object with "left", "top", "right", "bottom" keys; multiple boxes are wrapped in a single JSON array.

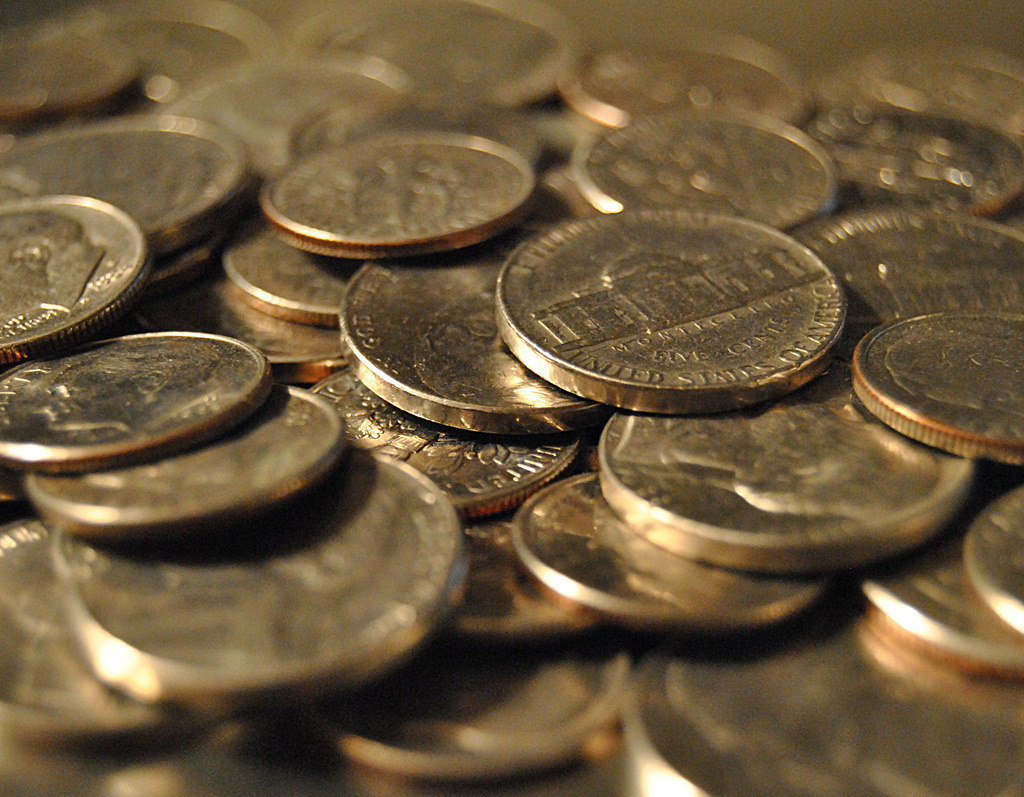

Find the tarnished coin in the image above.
[
  {"left": 512, "top": 473, "right": 826, "bottom": 631},
  {"left": 964, "top": 485, "right": 1024, "bottom": 638},
  {"left": 451, "top": 519, "right": 599, "bottom": 640},
  {"left": 625, "top": 621, "right": 1024, "bottom": 797},
  {"left": 794, "top": 207, "right": 1024, "bottom": 347},
  {"left": 132, "top": 273, "right": 346, "bottom": 384},
  {"left": 168, "top": 55, "right": 408, "bottom": 177},
  {"left": 598, "top": 362, "right": 974, "bottom": 573},
  {"left": 290, "top": 0, "right": 579, "bottom": 109},
  {"left": 853, "top": 312, "right": 1024, "bottom": 464},
  {"left": 53, "top": 452, "right": 465, "bottom": 707},
  {"left": 144, "top": 229, "right": 226, "bottom": 297},
  {"left": 0, "top": 115, "right": 251, "bottom": 256},
  {"left": 560, "top": 35, "right": 810, "bottom": 129},
  {"left": 0, "top": 195, "right": 149, "bottom": 365},
  {"left": 262, "top": 132, "right": 536, "bottom": 258},
  {"left": 323, "top": 645, "right": 629, "bottom": 780},
  {"left": 572, "top": 110, "right": 836, "bottom": 228},
  {"left": 864, "top": 536, "right": 1024, "bottom": 676},
  {"left": 807, "top": 105, "right": 1024, "bottom": 216},
  {"left": 0, "top": 519, "right": 201, "bottom": 744},
  {"left": 25, "top": 386, "right": 345, "bottom": 542},
  {"left": 310, "top": 366, "right": 579, "bottom": 517},
  {"left": 496, "top": 210, "right": 845, "bottom": 413},
  {"left": 0, "top": 332, "right": 272, "bottom": 472},
  {"left": 341, "top": 244, "right": 607, "bottom": 433},
  {"left": 223, "top": 219, "right": 358, "bottom": 328}
]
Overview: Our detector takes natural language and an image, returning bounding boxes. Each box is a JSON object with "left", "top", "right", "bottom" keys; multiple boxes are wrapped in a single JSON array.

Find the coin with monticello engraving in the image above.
[
  {"left": 598, "top": 361, "right": 974, "bottom": 572},
  {"left": 806, "top": 105, "right": 1024, "bottom": 216},
  {"left": 25, "top": 386, "right": 345, "bottom": 542},
  {"left": 853, "top": 312, "right": 1024, "bottom": 464},
  {"left": 342, "top": 242, "right": 607, "bottom": 433},
  {"left": 559, "top": 34, "right": 810, "bottom": 128},
  {"left": 0, "top": 519, "right": 204, "bottom": 744},
  {"left": 964, "top": 485, "right": 1024, "bottom": 638},
  {"left": 0, "top": 195, "right": 150, "bottom": 365},
  {"left": 496, "top": 210, "right": 845, "bottom": 413},
  {"left": 512, "top": 473, "right": 825, "bottom": 631},
  {"left": 53, "top": 452, "right": 465, "bottom": 707},
  {"left": 223, "top": 219, "right": 359, "bottom": 328},
  {"left": 794, "top": 207, "right": 1024, "bottom": 351},
  {"left": 0, "top": 332, "right": 272, "bottom": 472},
  {"left": 573, "top": 110, "right": 836, "bottom": 228},
  {"left": 133, "top": 273, "right": 346, "bottom": 384},
  {"left": 0, "top": 115, "right": 251, "bottom": 256},
  {"left": 310, "top": 366, "right": 579, "bottom": 518},
  {"left": 261, "top": 132, "right": 536, "bottom": 258}
]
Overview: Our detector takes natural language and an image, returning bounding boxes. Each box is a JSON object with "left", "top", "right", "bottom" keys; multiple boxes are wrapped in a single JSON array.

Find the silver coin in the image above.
[
  {"left": 53, "top": 452, "right": 465, "bottom": 708},
  {"left": 513, "top": 473, "right": 826, "bottom": 631},
  {"left": 598, "top": 362, "right": 974, "bottom": 573},
  {"left": 24, "top": 386, "right": 346, "bottom": 542},
  {"left": 0, "top": 114, "right": 251, "bottom": 256},
  {"left": 962, "top": 485, "right": 1024, "bottom": 638},
  {"left": 496, "top": 210, "right": 845, "bottom": 413},
  {"left": 573, "top": 110, "right": 836, "bottom": 229},
  {"left": 0, "top": 331, "right": 272, "bottom": 472},
  {"left": 341, "top": 242, "right": 607, "bottom": 434}
]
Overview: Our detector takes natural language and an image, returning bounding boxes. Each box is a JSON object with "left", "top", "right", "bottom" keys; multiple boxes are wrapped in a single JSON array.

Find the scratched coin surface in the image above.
[
  {"left": 132, "top": 273, "right": 346, "bottom": 384},
  {"left": 0, "top": 115, "right": 251, "bottom": 256},
  {"left": 223, "top": 219, "right": 359, "bottom": 327},
  {"left": 512, "top": 473, "right": 825, "bottom": 631},
  {"left": 0, "top": 332, "right": 272, "bottom": 472},
  {"left": 853, "top": 312, "right": 1024, "bottom": 464},
  {"left": 262, "top": 132, "right": 536, "bottom": 258},
  {"left": 807, "top": 105, "right": 1024, "bottom": 215},
  {"left": 573, "top": 110, "right": 836, "bottom": 228},
  {"left": 0, "top": 195, "right": 150, "bottom": 365},
  {"left": 310, "top": 366, "right": 579, "bottom": 518},
  {"left": 964, "top": 485, "right": 1024, "bottom": 638},
  {"left": 25, "top": 386, "right": 345, "bottom": 542},
  {"left": 598, "top": 362, "right": 974, "bottom": 573},
  {"left": 496, "top": 210, "right": 845, "bottom": 413},
  {"left": 290, "top": 0, "right": 579, "bottom": 108},
  {"left": 341, "top": 245, "right": 607, "bottom": 433},
  {"left": 0, "top": 519, "right": 202, "bottom": 744},
  {"left": 625, "top": 622, "right": 1024, "bottom": 797},
  {"left": 53, "top": 452, "right": 465, "bottom": 707},
  {"left": 559, "top": 35, "right": 810, "bottom": 128}
]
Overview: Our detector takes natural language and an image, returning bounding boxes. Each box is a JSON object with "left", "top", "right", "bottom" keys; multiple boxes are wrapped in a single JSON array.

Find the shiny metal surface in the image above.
[{"left": 963, "top": 484, "right": 1024, "bottom": 637}]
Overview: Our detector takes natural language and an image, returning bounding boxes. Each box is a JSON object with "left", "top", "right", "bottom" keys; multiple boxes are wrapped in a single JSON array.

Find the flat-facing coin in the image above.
[
  {"left": 964, "top": 485, "right": 1024, "bottom": 637},
  {"left": 132, "top": 273, "right": 346, "bottom": 384},
  {"left": 323, "top": 645, "right": 629, "bottom": 780},
  {"left": 496, "top": 210, "right": 845, "bottom": 413},
  {"left": 560, "top": 35, "right": 810, "bottom": 128},
  {"left": 168, "top": 56, "right": 408, "bottom": 177},
  {"left": 572, "top": 111, "right": 835, "bottom": 227},
  {"left": 807, "top": 105, "right": 1024, "bottom": 216},
  {"left": 144, "top": 229, "right": 226, "bottom": 297},
  {"left": 0, "top": 519, "right": 201, "bottom": 744},
  {"left": 342, "top": 244, "right": 607, "bottom": 433},
  {"left": 863, "top": 536, "right": 1024, "bottom": 676},
  {"left": 598, "top": 362, "right": 974, "bottom": 573},
  {"left": 0, "top": 115, "right": 251, "bottom": 256},
  {"left": 262, "top": 132, "right": 536, "bottom": 258},
  {"left": 512, "top": 473, "right": 825, "bottom": 631},
  {"left": 25, "top": 386, "right": 345, "bottom": 542},
  {"left": 222, "top": 220, "right": 358, "bottom": 328},
  {"left": 625, "top": 622, "right": 1024, "bottom": 797},
  {"left": 853, "top": 312, "right": 1024, "bottom": 463},
  {"left": 53, "top": 452, "right": 465, "bottom": 707},
  {"left": 0, "top": 332, "right": 272, "bottom": 472},
  {"left": 310, "top": 366, "right": 579, "bottom": 517},
  {"left": 0, "top": 195, "right": 149, "bottom": 365}
]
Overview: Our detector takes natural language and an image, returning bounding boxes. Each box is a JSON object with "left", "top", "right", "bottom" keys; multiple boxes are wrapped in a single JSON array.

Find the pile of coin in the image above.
[{"left": 2, "top": 0, "right": 1024, "bottom": 793}]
